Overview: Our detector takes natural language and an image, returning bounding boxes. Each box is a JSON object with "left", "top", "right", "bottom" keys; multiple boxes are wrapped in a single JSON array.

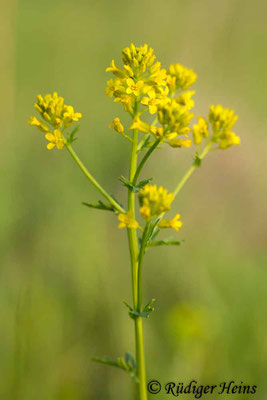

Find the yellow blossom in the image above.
[
  {"left": 129, "top": 116, "right": 151, "bottom": 134},
  {"left": 168, "top": 138, "right": 191, "bottom": 148},
  {"left": 176, "top": 91, "right": 195, "bottom": 110},
  {"left": 167, "top": 64, "right": 197, "bottom": 92},
  {"left": 209, "top": 105, "right": 238, "bottom": 133},
  {"left": 45, "top": 129, "right": 65, "bottom": 150},
  {"left": 138, "top": 184, "right": 174, "bottom": 220},
  {"left": 209, "top": 105, "right": 240, "bottom": 149},
  {"left": 141, "top": 90, "right": 160, "bottom": 114},
  {"left": 63, "top": 106, "right": 82, "bottom": 127},
  {"left": 105, "top": 79, "right": 122, "bottom": 97},
  {"left": 114, "top": 94, "right": 134, "bottom": 113},
  {"left": 118, "top": 212, "right": 139, "bottom": 229},
  {"left": 109, "top": 117, "right": 124, "bottom": 134},
  {"left": 105, "top": 59, "right": 125, "bottom": 78},
  {"left": 28, "top": 116, "right": 49, "bottom": 132},
  {"left": 217, "top": 131, "right": 241, "bottom": 149},
  {"left": 157, "top": 100, "right": 193, "bottom": 137},
  {"left": 158, "top": 214, "right": 183, "bottom": 231},
  {"left": 192, "top": 117, "right": 209, "bottom": 145},
  {"left": 126, "top": 78, "right": 144, "bottom": 96}
]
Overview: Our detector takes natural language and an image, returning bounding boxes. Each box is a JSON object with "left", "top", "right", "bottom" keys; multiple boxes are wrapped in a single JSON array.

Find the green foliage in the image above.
[
  {"left": 119, "top": 176, "right": 152, "bottom": 193},
  {"left": 124, "top": 299, "right": 156, "bottom": 319},
  {"left": 82, "top": 200, "right": 115, "bottom": 212},
  {"left": 66, "top": 125, "right": 80, "bottom": 144},
  {"left": 92, "top": 352, "right": 138, "bottom": 381},
  {"left": 146, "top": 238, "right": 183, "bottom": 248}
]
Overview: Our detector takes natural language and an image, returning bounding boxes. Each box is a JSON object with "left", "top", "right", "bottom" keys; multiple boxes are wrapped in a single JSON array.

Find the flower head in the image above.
[
  {"left": 158, "top": 214, "right": 183, "bottom": 231},
  {"left": 138, "top": 184, "right": 174, "bottom": 220},
  {"left": 209, "top": 105, "right": 240, "bottom": 149},
  {"left": 29, "top": 92, "right": 82, "bottom": 149}
]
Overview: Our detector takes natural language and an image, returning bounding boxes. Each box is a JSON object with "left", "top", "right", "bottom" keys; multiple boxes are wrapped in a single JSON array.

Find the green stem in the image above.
[
  {"left": 127, "top": 126, "right": 147, "bottom": 400},
  {"left": 133, "top": 139, "right": 161, "bottom": 186},
  {"left": 65, "top": 143, "right": 125, "bottom": 214},
  {"left": 137, "top": 223, "right": 150, "bottom": 311},
  {"left": 173, "top": 142, "right": 212, "bottom": 198}
]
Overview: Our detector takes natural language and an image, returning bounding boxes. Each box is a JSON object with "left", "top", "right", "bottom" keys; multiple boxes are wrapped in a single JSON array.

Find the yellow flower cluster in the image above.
[
  {"left": 192, "top": 105, "right": 240, "bottom": 149},
  {"left": 167, "top": 64, "right": 197, "bottom": 94},
  {"left": 155, "top": 100, "right": 193, "bottom": 148},
  {"left": 105, "top": 44, "right": 169, "bottom": 115},
  {"left": 106, "top": 43, "right": 197, "bottom": 150},
  {"left": 138, "top": 184, "right": 174, "bottom": 220},
  {"left": 28, "top": 92, "right": 82, "bottom": 150}
]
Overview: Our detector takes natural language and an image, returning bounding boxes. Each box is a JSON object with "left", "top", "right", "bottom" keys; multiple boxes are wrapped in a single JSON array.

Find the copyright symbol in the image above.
[{"left": 147, "top": 380, "right": 161, "bottom": 394}]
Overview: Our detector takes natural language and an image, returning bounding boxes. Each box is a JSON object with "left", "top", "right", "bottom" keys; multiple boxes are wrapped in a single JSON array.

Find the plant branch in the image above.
[{"left": 65, "top": 143, "right": 125, "bottom": 214}]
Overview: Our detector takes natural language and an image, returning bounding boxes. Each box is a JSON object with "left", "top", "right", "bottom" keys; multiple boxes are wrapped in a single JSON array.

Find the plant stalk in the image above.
[{"left": 127, "top": 127, "right": 147, "bottom": 400}]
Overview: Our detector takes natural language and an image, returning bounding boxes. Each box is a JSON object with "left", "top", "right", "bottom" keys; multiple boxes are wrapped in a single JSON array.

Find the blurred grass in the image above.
[{"left": 1, "top": 0, "right": 267, "bottom": 398}]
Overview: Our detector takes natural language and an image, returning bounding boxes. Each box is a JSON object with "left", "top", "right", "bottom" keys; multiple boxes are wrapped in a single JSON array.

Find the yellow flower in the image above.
[
  {"left": 176, "top": 91, "right": 195, "bottom": 110},
  {"left": 45, "top": 129, "right": 65, "bottom": 150},
  {"left": 157, "top": 100, "right": 193, "bottom": 137},
  {"left": 123, "top": 65, "right": 134, "bottom": 77},
  {"left": 192, "top": 116, "right": 209, "bottom": 145},
  {"left": 138, "top": 184, "right": 174, "bottom": 220},
  {"left": 114, "top": 94, "right": 134, "bottom": 113},
  {"left": 122, "top": 44, "right": 155, "bottom": 74},
  {"left": 31, "top": 92, "right": 81, "bottom": 131},
  {"left": 158, "top": 214, "right": 183, "bottom": 231},
  {"left": 109, "top": 117, "right": 124, "bottom": 133},
  {"left": 118, "top": 212, "right": 139, "bottom": 229},
  {"left": 209, "top": 105, "right": 238, "bottom": 133},
  {"left": 141, "top": 90, "right": 160, "bottom": 114},
  {"left": 28, "top": 116, "right": 49, "bottom": 132},
  {"left": 218, "top": 131, "right": 241, "bottom": 149},
  {"left": 208, "top": 105, "right": 240, "bottom": 149},
  {"left": 167, "top": 64, "right": 197, "bottom": 92},
  {"left": 129, "top": 116, "right": 151, "bottom": 134},
  {"left": 168, "top": 138, "right": 191, "bottom": 148},
  {"left": 105, "top": 59, "right": 125, "bottom": 78},
  {"left": 126, "top": 78, "right": 144, "bottom": 96},
  {"left": 63, "top": 106, "right": 82, "bottom": 127},
  {"left": 105, "top": 79, "right": 122, "bottom": 97}
]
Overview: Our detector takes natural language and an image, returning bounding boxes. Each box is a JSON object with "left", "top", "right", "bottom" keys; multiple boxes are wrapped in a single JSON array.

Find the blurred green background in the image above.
[{"left": 1, "top": 0, "right": 267, "bottom": 399}]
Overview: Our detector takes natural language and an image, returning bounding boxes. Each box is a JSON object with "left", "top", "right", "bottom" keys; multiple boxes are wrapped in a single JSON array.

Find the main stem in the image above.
[{"left": 127, "top": 127, "right": 147, "bottom": 400}]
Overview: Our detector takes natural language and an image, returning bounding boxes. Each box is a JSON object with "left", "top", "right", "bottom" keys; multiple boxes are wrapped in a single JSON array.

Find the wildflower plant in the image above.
[{"left": 28, "top": 43, "right": 240, "bottom": 400}]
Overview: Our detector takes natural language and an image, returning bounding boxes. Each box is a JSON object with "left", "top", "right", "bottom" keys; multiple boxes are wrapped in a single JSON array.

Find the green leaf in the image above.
[
  {"left": 92, "top": 353, "right": 138, "bottom": 381},
  {"left": 119, "top": 176, "right": 152, "bottom": 193},
  {"left": 147, "top": 238, "right": 184, "bottom": 248},
  {"left": 82, "top": 200, "right": 115, "bottom": 212},
  {"left": 123, "top": 299, "right": 156, "bottom": 319},
  {"left": 143, "top": 298, "right": 156, "bottom": 317},
  {"left": 135, "top": 178, "right": 153, "bottom": 190},
  {"left": 110, "top": 194, "right": 125, "bottom": 211},
  {"left": 193, "top": 152, "right": 202, "bottom": 167},
  {"left": 67, "top": 125, "right": 80, "bottom": 144}
]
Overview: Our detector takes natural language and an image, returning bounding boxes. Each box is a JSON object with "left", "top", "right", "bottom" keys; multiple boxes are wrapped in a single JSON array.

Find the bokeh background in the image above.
[{"left": 1, "top": 0, "right": 267, "bottom": 399}]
